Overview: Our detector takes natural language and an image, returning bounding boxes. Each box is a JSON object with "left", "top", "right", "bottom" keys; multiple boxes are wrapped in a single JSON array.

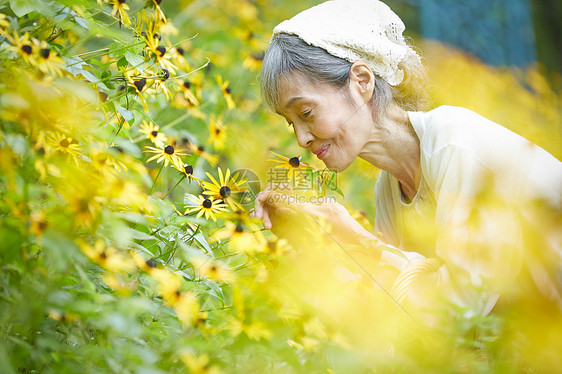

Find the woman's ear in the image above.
[{"left": 349, "top": 61, "right": 374, "bottom": 103}]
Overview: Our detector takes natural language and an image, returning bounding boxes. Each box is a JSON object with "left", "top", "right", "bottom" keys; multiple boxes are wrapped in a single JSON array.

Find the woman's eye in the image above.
[{"left": 302, "top": 110, "right": 312, "bottom": 118}]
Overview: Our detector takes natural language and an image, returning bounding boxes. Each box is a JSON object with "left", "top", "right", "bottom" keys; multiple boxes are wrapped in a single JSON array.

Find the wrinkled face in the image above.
[{"left": 275, "top": 74, "right": 375, "bottom": 172}]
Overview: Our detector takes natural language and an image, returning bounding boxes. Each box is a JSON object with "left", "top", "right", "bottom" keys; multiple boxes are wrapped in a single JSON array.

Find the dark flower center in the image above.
[
  {"left": 183, "top": 81, "right": 191, "bottom": 89},
  {"left": 154, "top": 33, "right": 161, "bottom": 41},
  {"left": 267, "top": 241, "right": 276, "bottom": 252},
  {"left": 164, "top": 145, "right": 175, "bottom": 155},
  {"left": 160, "top": 69, "right": 169, "bottom": 81},
  {"left": 202, "top": 199, "right": 212, "bottom": 209},
  {"left": 225, "top": 87, "right": 231, "bottom": 94},
  {"left": 59, "top": 139, "right": 69, "bottom": 148},
  {"left": 145, "top": 259, "right": 157, "bottom": 268},
  {"left": 184, "top": 165, "right": 193, "bottom": 175},
  {"left": 197, "top": 145, "right": 204, "bottom": 152},
  {"left": 155, "top": 0, "right": 163, "bottom": 4},
  {"left": 134, "top": 78, "right": 146, "bottom": 91},
  {"left": 219, "top": 186, "right": 231, "bottom": 198},
  {"left": 40, "top": 48, "right": 50, "bottom": 59},
  {"left": 150, "top": 130, "right": 158, "bottom": 137},
  {"left": 176, "top": 47, "right": 184, "bottom": 56},
  {"left": 156, "top": 46, "right": 166, "bottom": 57},
  {"left": 98, "top": 91, "right": 108, "bottom": 102},
  {"left": 289, "top": 157, "right": 300, "bottom": 167},
  {"left": 252, "top": 52, "right": 264, "bottom": 61},
  {"left": 100, "top": 251, "right": 108, "bottom": 259},
  {"left": 215, "top": 128, "right": 221, "bottom": 134},
  {"left": 21, "top": 45, "right": 32, "bottom": 55},
  {"left": 118, "top": 0, "right": 126, "bottom": 4},
  {"left": 235, "top": 223, "right": 244, "bottom": 233}
]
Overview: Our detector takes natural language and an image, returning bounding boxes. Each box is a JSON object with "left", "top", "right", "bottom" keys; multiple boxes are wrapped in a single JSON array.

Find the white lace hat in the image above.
[{"left": 272, "top": 0, "right": 420, "bottom": 86}]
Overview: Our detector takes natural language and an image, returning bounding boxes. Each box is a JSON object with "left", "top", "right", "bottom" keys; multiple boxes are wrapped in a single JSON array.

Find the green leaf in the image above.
[
  {"left": 193, "top": 232, "right": 214, "bottom": 257},
  {"left": 116, "top": 106, "right": 134, "bottom": 121},
  {"left": 63, "top": 56, "right": 87, "bottom": 76},
  {"left": 117, "top": 56, "right": 128, "bottom": 70},
  {"left": 125, "top": 51, "right": 145, "bottom": 72},
  {"left": 9, "top": 0, "right": 39, "bottom": 17}
]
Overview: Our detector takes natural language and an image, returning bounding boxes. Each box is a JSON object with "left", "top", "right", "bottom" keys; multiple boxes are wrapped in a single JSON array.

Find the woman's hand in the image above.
[{"left": 251, "top": 185, "right": 380, "bottom": 248}]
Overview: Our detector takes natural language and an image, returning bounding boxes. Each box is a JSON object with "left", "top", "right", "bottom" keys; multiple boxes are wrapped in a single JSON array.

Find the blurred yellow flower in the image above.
[
  {"left": 78, "top": 239, "right": 135, "bottom": 273},
  {"left": 179, "top": 352, "right": 222, "bottom": 374},
  {"left": 206, "top": 115, "right": 227, "bottom": 150},
  {"left": 216, "top": 75, "right": 235, "bottom": 110},
  {"left": 111, "top": 0, "right": 131, "bottom": 26}
]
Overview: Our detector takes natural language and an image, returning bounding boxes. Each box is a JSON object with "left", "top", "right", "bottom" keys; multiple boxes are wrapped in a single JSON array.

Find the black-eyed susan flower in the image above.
[
  {"left": 191, "top": 256, "right": 235, "bottom": 283},
  {"left": 78, "top": 239, "right": 135, "bottom": 273},
  {"left": 268, "top": 150, "right": 310, "bottom": 170},
  {"left": 186, "top": 142, "right": 218, "bottom": 166},
  {"left": 45, "top": 131, "right": 82, "bottom": 164},
  {"left": 173, "top": 161, "right": 203, "bottom": 186},
  {"left": 242, "top": 52, "right": 264, "bottom": 71},
  {"left": 206, "top": 116, "right": 227, "bottom": 150},
  {"left": 111, "top": 0, "right": 131, "bottom": 27},
  {"left": 184, "top": 194, "right": 228, "bottom": 222},
  {"left": 211, "top": 222, "right": 267, "bottom": 253},
  {"left": 5, "top": 31, "right": 34, "bottom": 63},
  {"left": 179, "top": 352, "right": 222, "bottom": 374},
  {"left": 144, "top": 143, "right": 186, "bottom": 169},
  {"left": 216, "top": 75, "right": 235, "bottom": 110},
  {"left": 140, "top": 19, "right": 177, "bottom": 72},
  {"left": 150, "top": 268, "right": 200, "bottom": 326},
  {"left": 179, "top": 79, "right": 199, "bottom": 105},
  {"left": 145, "top": 0, "right": 166, "bottom": 22},
  {"left": 202, "top": 167, "right": 247, "bottom": 211},
  {"left": 139, "top": 120, "right": 167, "bottom": 146},
  {"left": 0, "top": 13, "right": 10, "bottom": 34},
  {"left": 31, "top": 38, "right": 64, "bottom": 76},
  {"left": 124, "top": 70, "right": 149, "bottom": 112}
]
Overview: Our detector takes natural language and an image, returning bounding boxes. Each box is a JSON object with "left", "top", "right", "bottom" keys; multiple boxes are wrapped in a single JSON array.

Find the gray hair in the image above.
[{"left": 260, "top": 33, "right": 428, "bottom": 117}]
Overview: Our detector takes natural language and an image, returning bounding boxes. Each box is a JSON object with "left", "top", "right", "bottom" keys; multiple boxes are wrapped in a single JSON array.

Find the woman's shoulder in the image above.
[{"left": 410, "top": 105, "right": 542, "bottom": 159}]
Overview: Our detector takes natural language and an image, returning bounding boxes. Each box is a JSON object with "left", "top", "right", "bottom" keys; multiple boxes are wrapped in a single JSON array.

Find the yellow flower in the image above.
[
  {"left": 242, "top": 52, "right": 264, "bottom": 71},
  {"left": 78, "top": 239, "right": 135, "bottom": 273},
  {"left": 211, "top": 222, "right": 267, "bottom": 253},
  {"left": 140, "top": 18, "right": 177, "bottom": 72},
  {"left": 139, "top": 120, "right": 167, "bottom": 146},
  {"left": 144, "top": 143, "right": 186, "bottom": 169},
  {"left": 191, "top": 256, "right": 235, "bottom": 283},
  {"left": 179, "top": 352, "right": 222, "bottom": 374},
  {"left": 4, "top": 31, "right": 34, "bottom": 63},
  {"left": 268, "top": 150, "right": 310, "bottom": 170},
  {"left": 206, "top": 115, "right": 227, "bottom": 150},
  {"left": 201, "top": 167, "right": 247, "bottom": 211},
  {"left": 0, "top": 13, "right": 10, "bottom": 35},
  {"left": 186, "top": 142, "right": 219, "bottom": 166},
  {"left": 172, "top": 161, "right": 204, "bottom": 187},
  {"left": 111, "top": 0, "right": 131, "bottom": 27},
  {"left": 124, "top": 70, "right": 149, "bottom": 112},
  {"left": 31, "top": 38, "right": 64, "bottom": 76},
  {"left": 184, "top": 194, "right": 228, "bottom": 222},
  {"left": 44, "top": 131, "right": 82, "bottom": 165},
  {"left": 150, "top": 268, "right": 200, "bottom": 326},
  {"left": 145, "top": 0, "right": 166, "bottom": 22},
  {"left": 216, "top": 75, "right": 235, "bottom": 110}
]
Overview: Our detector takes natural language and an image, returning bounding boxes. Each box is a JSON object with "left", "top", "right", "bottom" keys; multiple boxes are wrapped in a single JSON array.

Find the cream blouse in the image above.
[{"left": 375, "top": 105, "right": 562, "bottom": 315}]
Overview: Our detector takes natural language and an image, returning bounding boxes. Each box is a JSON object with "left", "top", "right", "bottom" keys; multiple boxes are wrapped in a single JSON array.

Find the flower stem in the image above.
[
  {"left": 163, "top": 175, "right": 187, "bottom": 199},
  {"left": 149, "top": 163, "right": 165, "bottom": 194}
]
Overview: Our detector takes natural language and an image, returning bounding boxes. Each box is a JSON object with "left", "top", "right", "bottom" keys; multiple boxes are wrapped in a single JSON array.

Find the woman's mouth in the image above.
[{"left": 316, "top": 144, "right": 330, "bottom": 160}]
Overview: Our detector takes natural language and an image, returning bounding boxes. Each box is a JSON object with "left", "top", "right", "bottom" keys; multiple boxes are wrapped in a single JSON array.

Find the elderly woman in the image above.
[{"left": 252, "top": 0, "right": 562, "bottom": 315}]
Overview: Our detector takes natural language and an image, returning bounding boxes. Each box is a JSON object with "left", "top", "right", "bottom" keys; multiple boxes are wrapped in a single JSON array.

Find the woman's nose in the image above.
[{"left": 293, "top": 124, "right": 314, "bottom": 148}]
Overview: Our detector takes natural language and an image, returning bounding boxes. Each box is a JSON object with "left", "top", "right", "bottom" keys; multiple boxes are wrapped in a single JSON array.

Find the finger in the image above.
[{"left": 262, "top": 207, "right": 272, "bottom": 230}]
